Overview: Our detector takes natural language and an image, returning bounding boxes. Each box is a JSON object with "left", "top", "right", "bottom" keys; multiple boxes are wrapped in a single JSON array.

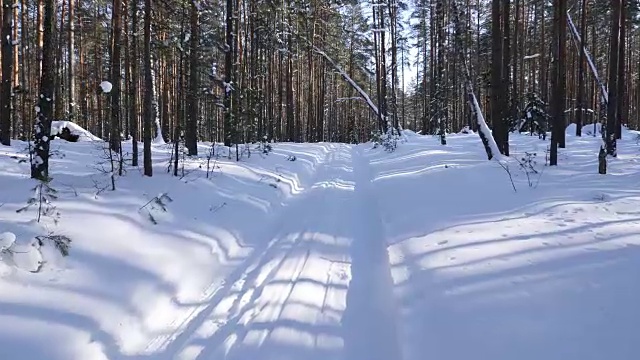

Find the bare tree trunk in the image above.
[
  {"left": 606, "top": 0, "right": 621, "bottom": 157},
  {"left": 186, "top": 0, "right": 198, "bottom": 155},
  {"left": 32, "top": 0, "right": 55, "bottom": 180},
  {"left": 68, "top": 0, "right": 75, "bottom": 122},
  {"left": 0, "top": 0, "right": 13, "bottom": 145},
  {"left": 143, "top": 0, "right": 152, "bottom": 176},
  {"left": 129, "top": 0, "right": 139, "bottom": 166},
  {"left": 110, "top": 0, "right": 122, "bottom": 157},
  {"left": 575, "top": 0, "right": 587, "bottom": 136}
]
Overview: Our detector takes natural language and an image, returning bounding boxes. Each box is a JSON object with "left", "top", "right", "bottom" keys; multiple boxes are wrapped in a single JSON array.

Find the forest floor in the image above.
[{"left": 0, "top": 124, "right": 639, "bottom": 360}]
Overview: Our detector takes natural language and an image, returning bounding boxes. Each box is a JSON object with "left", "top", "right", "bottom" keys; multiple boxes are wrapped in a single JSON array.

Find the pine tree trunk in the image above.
[
  {"left": 68, "top": 0, "right": 75, "bottom": 123},
  {"left": 223, "top": 0, "right": 234, "bottom": 147},
  {"left": 490, "top": 0, "right": 503, "bottom": 153},
  {"left": 31, "top": 0, "right": 55, "bottom": 180},
  {"left": 0, "top": 0, "right": 13, "bottom": 145},
  {"left": 606, "top": 0, "right": 621, "bottom": 157},
  {"left": 129, "top": 0, "right": 138, "bottom": 166},
  {"left": 186, "top": 0, "right": 198, "bottom": 155},
  {"left": 143, "top": 0, "right": 152, "bottom": 176},
  {"left": 575, "top": 0, "right": 587, "bottom": 136},
  {"left": 615, "top": 0, "right": 625, "bottom": 140}
]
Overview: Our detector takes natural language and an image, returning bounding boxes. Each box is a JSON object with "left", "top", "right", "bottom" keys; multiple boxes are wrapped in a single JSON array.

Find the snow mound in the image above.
[
  {"left": 459, "top": 125, "right": 475, "bottom": 134},
  {"left": 566, "top": 122, "right": 602, "bottom": 136},
  {"left": 0, "top": 232, "right": 43, "bottom": 272},
  {"left": 11, "top": 242, "right": 43, "bottom": 272},
  {"left": 0, "top": 232, "right": 16, "bottom": 250},
  {"left": 51, "top": 121, "right": 101, "bottom": 142},
  {"left": 402, "top": 129, "right": 420, "bottom": 138}
]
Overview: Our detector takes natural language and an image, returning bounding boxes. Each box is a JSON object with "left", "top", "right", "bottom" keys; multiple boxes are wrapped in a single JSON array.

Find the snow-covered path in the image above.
[
  {"left": 167, "top": 144, "right": 400, "bottom": 360},
  {"left": 3, "top": 129, "right": 640, "bottom": 360}
]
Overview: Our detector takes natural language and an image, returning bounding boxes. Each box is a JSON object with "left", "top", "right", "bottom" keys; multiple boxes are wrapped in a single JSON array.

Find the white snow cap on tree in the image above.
[{"left": 100, "top": 81, "right": 113, "bottom": 94}]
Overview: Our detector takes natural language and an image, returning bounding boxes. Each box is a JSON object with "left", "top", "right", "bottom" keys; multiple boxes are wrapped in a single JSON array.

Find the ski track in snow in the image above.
[{"left": 159, "top": 144, "right": 401, "bottom": 360}]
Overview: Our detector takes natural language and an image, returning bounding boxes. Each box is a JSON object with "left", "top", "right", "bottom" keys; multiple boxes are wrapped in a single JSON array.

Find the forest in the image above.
[
  {"left": 0, "top": 0, "right": 636, "bottom": 176},
  {"left": 1, "top": 2, "right": 640, "bottom": 359}
]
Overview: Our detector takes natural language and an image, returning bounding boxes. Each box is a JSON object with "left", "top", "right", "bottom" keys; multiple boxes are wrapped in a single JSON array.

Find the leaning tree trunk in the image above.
[{"left": 451, "top": 0, "right": 500, "bottom": 160}]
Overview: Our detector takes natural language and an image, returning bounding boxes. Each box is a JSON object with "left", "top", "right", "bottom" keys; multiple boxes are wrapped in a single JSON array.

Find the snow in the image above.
[
  {"left": 11, "top": 242, "right": 43, "bottom": 272},
  {"left": 0, "top": 232, "right": 16, "bottom": 250},
  {"left": 1, "top": 130, "right": 640, "bottom": 359},
  {"left": 51, "top": 121, "right": 102, "bottom": 141},
  {"left": 99, "top": 81, "right": 113, "bottom": 94},
  {"left": 566, "top": 122, "right": 603, "bottom": 137}
]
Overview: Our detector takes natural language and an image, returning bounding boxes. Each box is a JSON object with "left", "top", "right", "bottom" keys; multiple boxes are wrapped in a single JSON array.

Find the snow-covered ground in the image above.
[{"left": 0, "top": 126, "right": 639, "bottom": 359}]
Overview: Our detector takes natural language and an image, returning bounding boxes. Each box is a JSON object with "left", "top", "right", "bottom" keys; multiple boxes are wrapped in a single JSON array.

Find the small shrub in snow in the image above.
[
  {"left": 381, "top": 127, "right": 400, "bottom": 152},
  {"left": 35, "top": 233, "right": 72, "bottom": 258},
  {"left": 209, "top": 202, "right": 227, "bottom": 214},
  {"left": 139, "top": 193, "right": 173, "bottom": 225},
  {"left": 258, "top": 136, "right": 273, "bottom": 156},
  {"left": 168, "top": 127, "right": 187, "bottom": 178},
  {"left": 497, "top": 160, "right": 518, "bottom": 193},
  {"left": 372, "top": 126, "right": 400, "bottom": 152},
  {"left": 515, "top": 152, "right": 541, "bottom": 188},
  {"left": 205, "top": 144, "right": 220, "bottom": 179},
  {"left": 521, "top": 92, "right": 550, "bottom": 139},
  {"left": 16, "top": 179, "right": 60, "bottom": 224},
  {"left": 92, "top": 141, "right": 123, "bottom": 191},
  {"left": 9, "top": 179, "right": 72, "bottom": 271}
]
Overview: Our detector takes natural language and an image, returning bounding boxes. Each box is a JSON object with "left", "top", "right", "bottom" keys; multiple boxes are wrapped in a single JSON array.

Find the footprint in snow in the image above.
[{"left": 437, "top": 240, "right": 448, "bottom": 246}]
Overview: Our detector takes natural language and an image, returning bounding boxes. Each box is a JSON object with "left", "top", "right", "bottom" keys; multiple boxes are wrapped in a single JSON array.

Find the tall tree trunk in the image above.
[
  {"left": 129, "top": 0, "right": 139, "bottom": 166},
  {"left": 186, "top": 0, "right": 198, "bottom": 155},
  {"left": 501, "top": 0, "right": 511, "bottom": 155},
  {"left": 615, "top": 0, "right": 625, "bottom": 140},
  {"left": 557, "top": 0, "right": 567, "bottom": 149},
  {"left": 68, "top": 0, "right": 75, "bottom": 122},
  {"left": 575, "top": 0, "right": 587, "bottom": 136},
  {"left": 490, "top": 0, "right": 503, "bottom": 153},
  {"left": 143, "top": 0, "right": 152, "bottom": 176},
  {"left": 0, "top": 0, "right": 13, "bottom": 145},
  {"left": 110, "top": 0, "right": 122, "bottom": 154},
  {"left": 606, "top": 0, "right": 621, "bottom": 157},
  {"left": 32, "top": 0, "right": 55, "bottom": 180},
  {"left": 223, "top": 0, "right": 234, "bottom": 147}
]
